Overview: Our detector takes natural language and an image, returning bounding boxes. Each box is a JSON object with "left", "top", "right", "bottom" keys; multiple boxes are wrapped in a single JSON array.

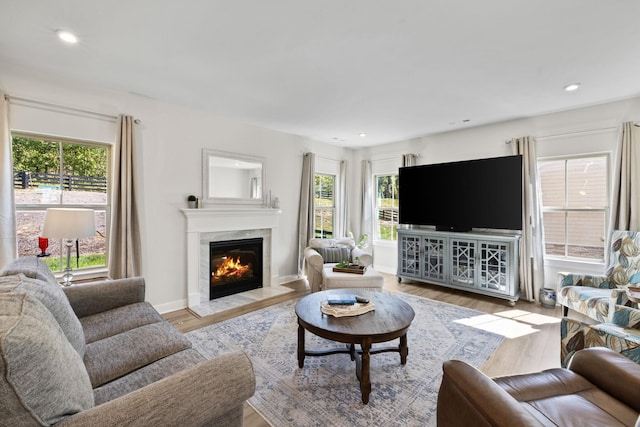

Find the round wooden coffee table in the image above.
[{"left": 295, "top": 289, "right": 415, "bottom": 404}]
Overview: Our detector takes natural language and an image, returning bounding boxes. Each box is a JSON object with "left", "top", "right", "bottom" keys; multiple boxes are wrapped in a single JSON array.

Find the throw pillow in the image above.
[
  {"left": 315, "top": 247, "right": 351, "bottom": 264},
  {"left": 0, "top": 273, "right": 86, "bottom": 357},
  {"left": 0, "top": 293, "right": 94, "bottom": 425}
]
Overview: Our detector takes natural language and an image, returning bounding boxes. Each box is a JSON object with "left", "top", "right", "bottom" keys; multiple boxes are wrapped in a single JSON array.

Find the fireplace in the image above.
[{"left": 209, "top": 237, "right": 263, "bottom": 300}]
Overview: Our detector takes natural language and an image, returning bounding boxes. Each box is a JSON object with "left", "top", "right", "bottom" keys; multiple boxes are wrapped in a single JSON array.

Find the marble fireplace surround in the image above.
[{"left": 181, "top": 207, "right": 281, "bottom": 309}]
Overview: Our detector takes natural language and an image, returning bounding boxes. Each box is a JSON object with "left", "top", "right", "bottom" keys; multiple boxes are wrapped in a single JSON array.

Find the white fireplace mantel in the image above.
[{"left": 181, "top": 207, "right": 281, "bottom": 308}]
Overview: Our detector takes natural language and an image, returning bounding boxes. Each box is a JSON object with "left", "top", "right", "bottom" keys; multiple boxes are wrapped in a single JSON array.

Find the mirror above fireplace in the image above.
[{"left": 202, "top": 149, "right": 265, "bottom": 205}]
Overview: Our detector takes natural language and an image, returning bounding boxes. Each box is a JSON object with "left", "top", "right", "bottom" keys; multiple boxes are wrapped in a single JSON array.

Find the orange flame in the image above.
[{"left": 213, "top": 256, "right": 250, "bottom": 280}]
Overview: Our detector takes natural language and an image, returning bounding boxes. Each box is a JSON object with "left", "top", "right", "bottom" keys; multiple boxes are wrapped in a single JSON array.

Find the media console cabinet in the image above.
[{"left": 397, "top": 229, "right": 520, "bottom": 305}]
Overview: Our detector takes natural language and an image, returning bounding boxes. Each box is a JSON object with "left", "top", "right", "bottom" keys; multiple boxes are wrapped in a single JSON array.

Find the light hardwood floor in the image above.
[{"left": 164, "top": 273, "right": 564, "bottom": 427}]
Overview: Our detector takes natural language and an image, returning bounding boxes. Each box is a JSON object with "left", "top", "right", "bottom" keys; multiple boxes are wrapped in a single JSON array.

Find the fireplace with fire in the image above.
[{"left": 209, "top": 238, "right": 263, "bottom": 300}]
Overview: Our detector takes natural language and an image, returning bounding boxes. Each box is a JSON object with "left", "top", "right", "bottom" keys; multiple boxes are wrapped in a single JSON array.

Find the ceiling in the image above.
[{"left": 2, "top": 0, "right": 640, "bottom": 147}]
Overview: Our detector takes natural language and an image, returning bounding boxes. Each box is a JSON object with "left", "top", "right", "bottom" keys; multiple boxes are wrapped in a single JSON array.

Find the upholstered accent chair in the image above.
[
  {"left": 303, "top": 237, "right": 373, "bottom": 292},
  {"left": 561, "top": 303, "right": 640, "bottom": 367},
  {"left": 558, "top": 229, "right": 640, "bottom": 322}
]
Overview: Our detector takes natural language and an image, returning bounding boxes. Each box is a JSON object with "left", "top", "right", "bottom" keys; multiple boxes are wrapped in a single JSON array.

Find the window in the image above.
[
  {"left": 314, "top": 173, "right": 335, "bottom": 238},
  {"left": 12, "top": 134, "right": 110, "bottom": 272},
  {"left": 375, "top": 174, "right": 399, "bottom": 241},
  {"left": 538, "top": 155, "right": 608, "bottom": 260}
]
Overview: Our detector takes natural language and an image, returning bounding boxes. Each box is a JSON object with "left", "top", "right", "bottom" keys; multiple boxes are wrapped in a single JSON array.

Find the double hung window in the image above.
[
  {"left": 538, "top": 154, "right": 608, "bottom": 261},
  {"left": 314, "top": 173, "right": 335, "bottom": 238},
  {"left": 12, "top": 134, "right": 110, "bottom": 272},
  {"left": 375, "top": 174, "right": 399, "bottom": 241}
]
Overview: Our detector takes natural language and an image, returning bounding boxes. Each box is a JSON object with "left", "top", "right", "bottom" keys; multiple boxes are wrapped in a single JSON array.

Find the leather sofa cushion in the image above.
[
  {"left": 84, "top": 321, "right": 193, "bottom": 387},
  {"left": 495, "top": 368, "right": 638, "bottom": 426},
  {"left": 80, "top": 301, "right": 164, "bottom": 344},
  {"left": 0, "top": 272, "right": 86, "bottom": 357},
  {"left": 0, "top": 293, "right": 94, "bottom": 425}
]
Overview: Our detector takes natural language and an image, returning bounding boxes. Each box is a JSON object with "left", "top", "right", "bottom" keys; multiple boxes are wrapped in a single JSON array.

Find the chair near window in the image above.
[
  {"left": 558, "top": 229, "right": 640, "bottom": 322},
  {"left": 303, "top": 237, "right": 372, "bottom": 293}
]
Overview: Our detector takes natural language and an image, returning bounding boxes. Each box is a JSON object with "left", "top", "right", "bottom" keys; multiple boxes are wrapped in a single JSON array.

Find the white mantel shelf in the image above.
[{"left": 181, "top": 207, "right": 282, "bottom": 308}]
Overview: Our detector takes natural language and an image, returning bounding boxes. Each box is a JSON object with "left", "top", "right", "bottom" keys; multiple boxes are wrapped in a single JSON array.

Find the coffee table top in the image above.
[{"left": 295, "top": 289, "right": 415, "bottom": 343}]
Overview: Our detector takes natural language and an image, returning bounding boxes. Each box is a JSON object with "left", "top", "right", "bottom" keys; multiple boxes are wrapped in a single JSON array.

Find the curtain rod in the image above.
[
  {"left": 505, "top": 126, "right": 620, "bottom": 143},
  {"left": 4, "top": 94, "right": 139, "bottom": 123}
]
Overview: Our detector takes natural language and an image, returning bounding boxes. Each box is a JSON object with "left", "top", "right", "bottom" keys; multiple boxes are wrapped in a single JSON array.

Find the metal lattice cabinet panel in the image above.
[
  {"left": 421, "top": 236, "right": 447, "bottom": 282},
  {"left": 450, "top": 239, "right": 476, "bottom": 287},
  {"left": 398, "top": 234, "right": 421, "bottom": 278},
  {"left": 479, "top": 242, "right": 509, "bottom": 294}
]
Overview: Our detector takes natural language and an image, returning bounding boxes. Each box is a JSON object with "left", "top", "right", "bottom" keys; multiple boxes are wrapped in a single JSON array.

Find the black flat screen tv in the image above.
[{"left": 398, "top": 155, "right": 523, "bottom": 231}]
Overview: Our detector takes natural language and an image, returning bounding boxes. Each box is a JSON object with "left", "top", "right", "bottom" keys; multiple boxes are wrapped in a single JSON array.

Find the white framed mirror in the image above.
[{"left": 202, "top": 149, "right": 265, "bottom": 205}]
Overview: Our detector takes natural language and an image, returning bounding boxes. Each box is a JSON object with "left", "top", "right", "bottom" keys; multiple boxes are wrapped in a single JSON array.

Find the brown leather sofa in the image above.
[{"left": 437, "top": 347, "right": 640, "bottom": 426}]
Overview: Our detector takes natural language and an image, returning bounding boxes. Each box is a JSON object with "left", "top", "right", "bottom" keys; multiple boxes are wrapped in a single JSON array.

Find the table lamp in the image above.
[{"left": 42, "top": 208, "right": 96, "bottom": 286}]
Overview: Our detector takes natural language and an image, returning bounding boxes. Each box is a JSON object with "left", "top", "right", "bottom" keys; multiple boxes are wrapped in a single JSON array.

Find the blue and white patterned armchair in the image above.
[{"left": 557, "top": 230, "right": 640, "bottom": 322}]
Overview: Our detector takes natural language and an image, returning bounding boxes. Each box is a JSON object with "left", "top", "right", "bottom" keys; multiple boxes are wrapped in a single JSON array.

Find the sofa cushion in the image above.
[
  {"left": 0, "top": 273, "right": 85, "bottom": 357},
  {"left": 309, "top": 237, "right": 355, "bottom": 249},
  {"left": 557, "top": 286, "right": 611, "bottom": 322},
  {"left": 93, "top": 348, "right": 205, "bottom": 405},
  {"left": 1, "top": 255, "right": 59, "bottom": 284},
  {"left": 0, "top": 293, "right": 94, "bottom": 426},
  {"left": 80, "top": 301, "right": 165, "bottom": 344},
  {"left": 84, "top": 321, "right": 193, "bottom": 387},
  {"left": 315, "top": 247, "right": 351, "bottom": 264}
]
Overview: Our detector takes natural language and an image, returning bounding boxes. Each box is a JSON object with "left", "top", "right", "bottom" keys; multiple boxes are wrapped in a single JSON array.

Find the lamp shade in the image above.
[{"left": 42, "top": 208, "right": 96, "bottom": 239}]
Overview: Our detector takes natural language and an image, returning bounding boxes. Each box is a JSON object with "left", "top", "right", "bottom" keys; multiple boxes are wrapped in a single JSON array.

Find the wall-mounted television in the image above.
[{"left": 399, "top": 155, "right": 523, "bottom": 231}]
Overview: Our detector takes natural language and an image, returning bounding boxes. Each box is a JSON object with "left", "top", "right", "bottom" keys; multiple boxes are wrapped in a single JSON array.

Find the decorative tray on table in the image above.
[{"left": 332, "top": 264, "right": 366, "bottom": 274}]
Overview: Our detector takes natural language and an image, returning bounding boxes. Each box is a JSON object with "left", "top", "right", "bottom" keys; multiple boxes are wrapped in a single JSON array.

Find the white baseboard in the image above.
[{"left": 154, "top": 299, "right": 188, "bottom": 315}]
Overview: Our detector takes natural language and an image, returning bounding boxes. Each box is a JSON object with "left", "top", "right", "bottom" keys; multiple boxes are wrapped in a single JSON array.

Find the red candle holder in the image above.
[{"left": 37, "top": 237, "right": 50, "bottom": 257}]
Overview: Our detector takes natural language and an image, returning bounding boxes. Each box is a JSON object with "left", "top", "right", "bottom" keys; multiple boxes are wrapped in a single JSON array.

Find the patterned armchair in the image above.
[
  {"left": 561, "top": 304, "right": 640, "bottom": 366},
  {"left": 557, "top": 230, "right": 640, "bottom": 322}
]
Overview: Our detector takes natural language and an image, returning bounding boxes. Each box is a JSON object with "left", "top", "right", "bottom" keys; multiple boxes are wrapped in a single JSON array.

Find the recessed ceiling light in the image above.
[
  {"left": 55, "top": 30, "right": 79, "bottom": 44},
  {"left": 564, "top": 83, "right": 581, "bottom": 92},
  {"left": 359, "top": 133, "right": 367, "bottom": 138}
]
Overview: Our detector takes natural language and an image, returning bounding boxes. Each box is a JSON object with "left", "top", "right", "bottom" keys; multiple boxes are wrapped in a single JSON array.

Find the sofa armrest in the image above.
[
  {"left": 57, "top": 351, "right": 256, "bottom": 427},
  {"left": 558, "top": 272, "right": 611, "bottom": 289},
  {"left": 303, "top": 247, "right": 324, "bottom": 269},
  {"left": 569, "top": 347, "right": 640, "bottom": 413},
  {"left": 437, "top": 360, "right": 542, "bottom": 426},
  {"left": 352, "top": 247, "right": 372, "bottom": 267},
  {"left": 63, "top": 277, "right": 146, "bottom": 318}
]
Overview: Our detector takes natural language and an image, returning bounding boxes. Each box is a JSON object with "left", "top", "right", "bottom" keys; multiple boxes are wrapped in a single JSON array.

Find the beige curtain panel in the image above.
[
  {"left": 108, "top": 115, "right": 142, "bottom": 279},
  {"left": 297, "top": 152, "right": 315, "bottom": 276},
  {"left": 610, "top": 121, "right": 640, "bottom": 233},
  {"left": 336, "top": 160, "right": 348, "bottom": 238},
  {"left": 510, "top": 136, "right": 545, "bottom": 302},
  {"left": 0, "top": 92, "right": 17, "bottom": 269}
]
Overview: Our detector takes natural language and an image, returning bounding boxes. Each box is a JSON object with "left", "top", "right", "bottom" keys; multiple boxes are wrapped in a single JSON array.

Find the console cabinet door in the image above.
[
  {"left": 478, "top": 241, "right": 511, "bottom": 295},
  {"left": 398, "top": 233, "right": 422, "bottom": 278},
  {"left": 421, "top": 235, "right": 447, "bottom": 283},
  {"left": 450, "top": 238, "right": 476, "bottom": 287}
]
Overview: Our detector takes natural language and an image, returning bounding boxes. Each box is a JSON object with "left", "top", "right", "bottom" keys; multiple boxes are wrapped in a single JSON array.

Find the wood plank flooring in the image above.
[{"left": 164, "top": 273, "right": 563, "bottom": 427}]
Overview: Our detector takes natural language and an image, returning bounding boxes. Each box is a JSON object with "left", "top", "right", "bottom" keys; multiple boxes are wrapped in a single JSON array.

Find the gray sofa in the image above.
[{"left": 0, "top": 257, "right": 255, "bottom": 426}]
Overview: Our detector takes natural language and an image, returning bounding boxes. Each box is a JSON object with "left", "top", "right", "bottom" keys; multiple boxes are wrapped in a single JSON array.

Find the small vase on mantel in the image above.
[{"left": 187, "top": 195, "right": 198, "bottom": 209}]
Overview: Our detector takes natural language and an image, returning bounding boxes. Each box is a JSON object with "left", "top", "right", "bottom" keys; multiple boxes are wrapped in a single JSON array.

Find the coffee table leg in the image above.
[
  {"left": 399, "top": 333, "right": 408, "bottom": 365},
  {"left": 360, "top": 339, "right": 372, "bottom": 404},
  {"left": 297, "top": 324, "right": 305, "bottom": 368}
]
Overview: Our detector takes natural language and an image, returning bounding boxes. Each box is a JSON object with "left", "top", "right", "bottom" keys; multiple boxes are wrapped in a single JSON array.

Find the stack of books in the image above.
[{"left": 320, "top": 295, "right": 375, "bottom": 317}]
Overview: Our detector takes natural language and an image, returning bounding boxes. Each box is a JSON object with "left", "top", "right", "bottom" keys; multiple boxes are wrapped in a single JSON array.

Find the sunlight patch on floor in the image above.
[{"left": 454, "top": 308, "right": 561, "bottom": 339}]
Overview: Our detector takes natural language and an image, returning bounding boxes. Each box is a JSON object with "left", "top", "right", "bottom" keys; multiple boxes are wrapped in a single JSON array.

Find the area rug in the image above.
[{"left": 186, "top": 292, "right": 504, "bottom": 427}]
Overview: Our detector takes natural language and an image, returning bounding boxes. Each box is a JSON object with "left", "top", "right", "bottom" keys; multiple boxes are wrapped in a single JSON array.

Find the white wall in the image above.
[
  {"left": 1, "top": 64, "right": 351, "bottom": 312},
  {"left": 4, "top": 62, "right": 640, "bottom": 306},
  {"left": 355, "top": 97, "right": 640, "bottom": 287}
]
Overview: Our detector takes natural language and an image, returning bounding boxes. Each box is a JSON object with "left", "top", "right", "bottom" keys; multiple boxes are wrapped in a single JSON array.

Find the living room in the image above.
[{"left": 2, "top": 1, "right": 640, "bottom": 425}]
